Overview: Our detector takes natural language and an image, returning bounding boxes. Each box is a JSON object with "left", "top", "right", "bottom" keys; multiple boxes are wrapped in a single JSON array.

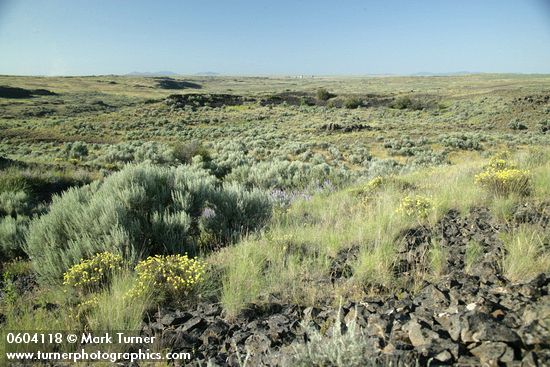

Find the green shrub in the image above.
[
  {"left": 0, "top": 190, "right": 31, "bottom": 216},
  {"left": 410, "top": 150, "right": 449, "bottom": 167},
  {"left": 390, "top": 96, "right": 414, "bottom": 110},
  {"left": 508, "top": 119, "right": 527, "bottom": 131},
  {"left": 539, "top": 119, "right": 549, "bottom": 133},
  {"left": 172, "top": 140, "right": 212, "bottom": 164},
  {"left": 366, "top": 158, "right": 402, "bottom": 178},
  {"left": 25, "top": 164, "right": 271, "bottom": 284},
  {"left": 343, "top": 97, "right": 361, "bottom": 109},
  {"left": 441, "top": 133, "right": 483, "bottom": 151},
  {"left": 0, "top": 170, "right": 28, "bottom": 194},
  {"left": 199, "top": 182, "right": 272, "bottom": 246},
  {"left": 288, "top": 310, "right": 376, "bottom": 367},
  {"left": 383, "top": 137, "right": 430, "bottom": 157},
  {"left": 390, "top": 95, "right": 431, "bottom": 110},
  {"left": 102, "top": 141, "right": 175, "bottom": 165},
  {"left": 227, "top": 160, "right": 351, "bottom": 190},
  {"left": 316, "top": 88, "right": 334, "bottom": 101},
  {"left": 0, "top": 216, "right": 28, "bottom": 260},
  {"left": 63, "top": 252, "right": 124, "bottom": 294},
  {"left": 63, "top": 141, "right": 89, "bottom": 159}
]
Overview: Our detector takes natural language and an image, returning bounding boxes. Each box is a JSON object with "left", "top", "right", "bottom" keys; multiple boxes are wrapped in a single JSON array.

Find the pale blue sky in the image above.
[{"left": 1, "top": 0, "right": 549, "bottom": 75}]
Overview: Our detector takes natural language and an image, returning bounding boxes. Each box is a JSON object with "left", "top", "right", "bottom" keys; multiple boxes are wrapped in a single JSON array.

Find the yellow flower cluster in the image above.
[
  {"left": 69, "top": 295, "right": 99, "bottom": 323},
  {"left": 475, "top": 159, "right": 531, "bottom": 197},
  {"left": 128, "top": 254, "right": 206, "bottom": 299},
  {"left": 366, "top": 176, "right": 384, "bottom": 191},
  {"left": 397, "top": 195, "right": 433, "bottom": 219},
  {"left": 486, "top": 156, "right": 517, "bottom": 171},
  {"left": 63, "top": 252, "right": 123, "bottom": 293}
]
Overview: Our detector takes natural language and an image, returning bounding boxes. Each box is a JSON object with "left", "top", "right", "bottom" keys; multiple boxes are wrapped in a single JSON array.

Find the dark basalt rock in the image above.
[
  {"left": 329, "top": 246, "right": 359, "bottom": 282},
  {"left": 259, "top": 92, "right": 316, "bottom": 107},
  {"left": 320, "top": 123, "right": 373, "bottom": 132},
  {"left": 0, "top": 86, "right": 57, "bottom": 98},
  {"left": 165, "top": 93, "right": 251, "bottom": 110},
  {"left": 137, "top": 208, "right": 549, "bottom": 366},
  {"left": 155, "top": 78, "right": 202, "bottom": 90},
  {"left": 469, "top": 341, "right": 515, "bottom": 364}
]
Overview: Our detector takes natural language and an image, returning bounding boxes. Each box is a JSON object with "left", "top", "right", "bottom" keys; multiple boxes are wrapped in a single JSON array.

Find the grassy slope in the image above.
[{"left": 213, "top": 150, "right": 550, "bottom": 316}]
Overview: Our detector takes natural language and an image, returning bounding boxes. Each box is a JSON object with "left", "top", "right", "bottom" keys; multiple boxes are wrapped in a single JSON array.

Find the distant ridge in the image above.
[
  {"left": 411, "top": 71, "right": 483, "bottom": 76},
  {"left": 194, "top": 72, "right": 220, "bottom": 76},
  {"left": 126, "top": 71, "right": 178, "bottom": 77}
]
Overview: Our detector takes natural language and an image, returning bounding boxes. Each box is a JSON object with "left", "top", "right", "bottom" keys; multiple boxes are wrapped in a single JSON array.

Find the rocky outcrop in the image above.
[
  {"left": 141, "top": 207, "right": 549, "bottom": 366},
  {"left": 0, "top": 86, "right": 56, "bottom": 99},
  {"left": 143, "top": 273, "right": 549, "bottom": 366},
  {"left": 165, "top": 94, "right": 251, "bottom": 110},
  {"left": 320, "top": 123, "right": 373, "bottom": 133}
]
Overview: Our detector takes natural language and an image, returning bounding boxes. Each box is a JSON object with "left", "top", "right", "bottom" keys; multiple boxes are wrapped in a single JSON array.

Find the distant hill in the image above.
[
  {"left": 194, "top": 72, "right": 220, "bottom": 76},
  {"left": 411, "top": 71, "right": 483, "bottom": 76},
  {"left": 126, "top": 71, "right": 178, "bottom": 77}
]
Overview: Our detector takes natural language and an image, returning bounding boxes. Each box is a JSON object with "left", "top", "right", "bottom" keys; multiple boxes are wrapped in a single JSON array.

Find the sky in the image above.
[{"left": 0, "top": 0, "right": 549, "bottom": 76}]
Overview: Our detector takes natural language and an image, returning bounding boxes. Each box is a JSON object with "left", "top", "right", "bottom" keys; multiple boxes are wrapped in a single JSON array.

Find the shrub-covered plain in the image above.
[{"left": 0, "top": 74, "right": 549, "bottom": 365}]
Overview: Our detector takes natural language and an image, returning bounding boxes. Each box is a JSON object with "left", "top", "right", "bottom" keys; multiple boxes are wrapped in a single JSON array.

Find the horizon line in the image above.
[{"left": 2, "top": 71, "right": 550, "bottom": 78}]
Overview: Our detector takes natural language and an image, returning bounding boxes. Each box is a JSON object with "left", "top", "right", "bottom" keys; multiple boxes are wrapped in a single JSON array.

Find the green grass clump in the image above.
[
  {"left": 429, "top": 240, "right": 447, "bottom": 276},
  {"left": 220, "top": 240, "right": 268, "bottom": 317},
  {"left": 0, "top": 169, "right": 29, "bottom": 193},
  {"left": 501, "top": 225, "right": 550, "bottom": 283},
  {"left": 85, "top": 271, "right": 152, "bottom": 334},
  {"left": 465, "top": 240, "right": 485, "bottom": 272}
]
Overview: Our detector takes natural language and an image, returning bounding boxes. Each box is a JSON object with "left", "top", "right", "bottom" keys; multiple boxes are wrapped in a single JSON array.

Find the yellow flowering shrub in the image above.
[
  {"left": 366, "top": 176, "right": 384, "bottom": 191},
  {"left": 63, "top": 252, "right": 123, "bottom": 293},
  {"left": 347, "top": 177, "right": 385, "bottom": 206},
  {"left": 475, "top": 158, "right": 531, "bottom": 197},
  {"left": 127, "top": 254, "right": 206, "bottom": 299},
  {"left": 68, "top": 295, "right": 99, "bottom": 324},
  {"left": 397, "top": 195, "right": 433, "bottom": 219},
  {"left": 486, "top": 156, "right": 516, "bottom": 171}
]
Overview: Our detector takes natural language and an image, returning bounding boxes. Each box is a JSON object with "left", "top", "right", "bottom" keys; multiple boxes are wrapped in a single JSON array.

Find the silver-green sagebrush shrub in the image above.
[
  {"left": 226, "top": 160, "right": 351, "bottom": 190},
  {"left": 199, "top": 182, "right": 272, "bottom": 246},
  {"left": 288, "top": 310, "right": 387, "bottom": 367},
  {"left": 0, "top": 216, "right": 29, "bottom": 260},
  {"left": 25, "top": 164, "right": 272, "bottom": 284},
  {"left": 63, "top": 141, "right": 89, "bottom": 159},
  {"left": 0, "top": 190, "right": 30, "bottom": 217}
]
